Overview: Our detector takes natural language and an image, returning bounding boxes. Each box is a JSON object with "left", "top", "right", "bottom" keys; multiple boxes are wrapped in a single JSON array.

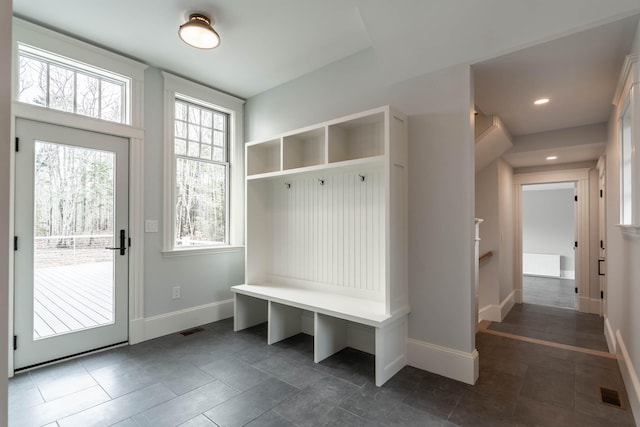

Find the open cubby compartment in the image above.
[
  {"left": 283, "top": 127, "right": 326, "bottom": 170},
  {"left": 247, "top": 138, "right": 281, "bottom": 176},
  {"left": 328, "top": 111, "right": 385, "bottom": 163}
]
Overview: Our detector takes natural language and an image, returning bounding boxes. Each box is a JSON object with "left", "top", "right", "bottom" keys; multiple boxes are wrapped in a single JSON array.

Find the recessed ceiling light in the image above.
[
  {"left": 546, "top": 156, "right": 557, "bottom": 160},
  {"left": 534, "top": 98, "right": 550, "bottom": 105}
]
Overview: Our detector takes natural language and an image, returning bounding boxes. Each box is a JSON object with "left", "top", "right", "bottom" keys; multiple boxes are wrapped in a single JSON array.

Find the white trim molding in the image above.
[
  {"left": 514, "top": 169, "right": 591, "bottom": 313},
  {"left": 604, "top": 317, "right": 616, "bottom": 354},
  {"left": 142, "top": 299, "right": 234, "bottom": 342},
  {"left": 407, "top": 338, "right": 479, "bottom": 385},
  {"left": 478, "top": 290, "right": 515, "bottom": 322},
  {"left": 161, "top": 72, "right": 245, "bottom": 255},
  {"left": 615, "top": 329, "right": 640, "bottom": 423},
  {"left": 10, "top": 19, "right": 148, "bottom": 370}
]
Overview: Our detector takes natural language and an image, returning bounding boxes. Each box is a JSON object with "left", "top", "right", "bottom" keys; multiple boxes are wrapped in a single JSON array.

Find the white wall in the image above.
[
  {"left": 498, "top": 160, "right": 514, "bottom": 302},
  {"left": 142, "top": 68, "right": 245, "bottom": 318},
  {"left": 476, "top": 161, "right": 499, "bottom": 309},
  {"left": 522, "top": 187, "right": 575, "bottom": 276},
  {"left": 246, "top": 52, "right": 478, "bottom": 382},
  {"left": 475, "top": 158, "right": 514, "bottom": 320},
  {"left": 0, "top": 1, "right": 10, "bottom": 424},
  {"left": 605, "top": 18, "right": 640, "bottom": 421}
]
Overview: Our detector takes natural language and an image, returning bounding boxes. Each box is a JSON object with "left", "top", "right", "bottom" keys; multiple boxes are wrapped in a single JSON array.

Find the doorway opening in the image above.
[{"left": 521, "top": 182, "right": 577, "bottom": 310}]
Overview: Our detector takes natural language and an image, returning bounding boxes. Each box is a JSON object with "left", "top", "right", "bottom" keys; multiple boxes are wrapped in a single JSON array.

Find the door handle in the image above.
[
  {"left": 105, "top": 229, "right": 127, "bottom": 256},
  {"left": 598, "top": 258, "right": 605, "bottom": 276}
]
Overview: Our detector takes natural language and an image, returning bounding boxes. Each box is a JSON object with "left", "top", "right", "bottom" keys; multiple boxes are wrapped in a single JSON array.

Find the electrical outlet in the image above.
[{"left": 172, "top": 286, "right": 181, "bottom": 299}]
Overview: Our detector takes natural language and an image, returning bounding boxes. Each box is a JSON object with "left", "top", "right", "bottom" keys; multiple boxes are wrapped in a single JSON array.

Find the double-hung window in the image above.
[
  {"left": 163, "top": 72, "right": 244, "bottom": 254},
  {"left": 173, "top": 99, "right": 229, "bottom": 246}
]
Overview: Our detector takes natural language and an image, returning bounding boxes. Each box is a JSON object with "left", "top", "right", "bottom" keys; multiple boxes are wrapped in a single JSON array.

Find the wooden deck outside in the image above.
[{"left": 33, "top": 262, "right": 113, "bottom": 339}]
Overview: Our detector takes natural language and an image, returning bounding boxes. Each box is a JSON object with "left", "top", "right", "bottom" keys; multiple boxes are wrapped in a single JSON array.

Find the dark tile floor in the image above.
[
  {"left": 8, "top": 305, "right": 637, "bottom": 426},
  {"left": 522, "top": 275, "right": 577, "bottom": 309},
  {"left": 488, "top": 302, "right": 609, "bottom": 352}
]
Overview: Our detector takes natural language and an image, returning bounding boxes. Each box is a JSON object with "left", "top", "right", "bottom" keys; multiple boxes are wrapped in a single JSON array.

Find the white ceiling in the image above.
[{"left": 11, "top": 1, "right": 640, "bottom": 168}]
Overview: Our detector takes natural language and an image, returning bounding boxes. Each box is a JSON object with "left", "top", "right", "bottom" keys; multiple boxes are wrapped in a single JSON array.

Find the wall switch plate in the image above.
[
  {"left": 172, "top": 286, "right": 181, "bottom": 299},
  {"left": 145, "top": 220, "right": 159, "bottom": 233}
]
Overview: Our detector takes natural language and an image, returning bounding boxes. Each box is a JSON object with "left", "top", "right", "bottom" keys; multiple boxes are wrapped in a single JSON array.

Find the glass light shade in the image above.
[{"left": 179, "top": 14, "right": 220, "bottom": 49}]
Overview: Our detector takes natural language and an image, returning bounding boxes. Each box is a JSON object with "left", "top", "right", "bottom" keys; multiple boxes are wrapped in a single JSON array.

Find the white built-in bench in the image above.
[
  {"left": 231, "top": 283, "right": 409, "bottom": 386},
  {"left": 234, "top": 106, "right": 410, "bottom": 387}
]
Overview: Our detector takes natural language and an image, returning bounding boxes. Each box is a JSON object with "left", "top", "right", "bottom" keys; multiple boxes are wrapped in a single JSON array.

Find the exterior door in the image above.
[{"left": 14, "top": 119, "right": 129, "bottom": 369}]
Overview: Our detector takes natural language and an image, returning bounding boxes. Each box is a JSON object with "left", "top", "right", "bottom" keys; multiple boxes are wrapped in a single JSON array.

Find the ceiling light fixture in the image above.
[
  {"left": 546, "top": 156, "right": 557, "bottom": 160},
  {"left": 179, "top": 13, "right": 220, "bottom": 49},
  {"left": 534, "top": 98, "right": 550, "bottom": 105}
]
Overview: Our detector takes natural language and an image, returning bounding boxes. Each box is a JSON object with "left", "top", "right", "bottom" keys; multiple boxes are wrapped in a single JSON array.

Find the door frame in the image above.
[
  {"left": 514, "top": 168, "right": 591, "bottom": 313},
  {"left": 9, "top": 103, "right": 145, "bottom": 375}
]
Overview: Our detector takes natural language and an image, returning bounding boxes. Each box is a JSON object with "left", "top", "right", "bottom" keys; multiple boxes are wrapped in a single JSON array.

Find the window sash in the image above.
[
  {"left": 17, "top": 45, "right": 129, "bottom": 124},
  {"left": 173, "top": 99, "right": 230, "bottom": 248}
]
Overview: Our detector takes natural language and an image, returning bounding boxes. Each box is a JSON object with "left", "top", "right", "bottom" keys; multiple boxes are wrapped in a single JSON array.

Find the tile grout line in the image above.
[{"left": 477, "top": 320, "right": 617, "bottom": 360}]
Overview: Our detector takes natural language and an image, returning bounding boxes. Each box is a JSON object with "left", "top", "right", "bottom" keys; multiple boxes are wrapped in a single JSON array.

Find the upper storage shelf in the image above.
[{"left": 246, "top": 106, "right": 389, "bottom": 179}]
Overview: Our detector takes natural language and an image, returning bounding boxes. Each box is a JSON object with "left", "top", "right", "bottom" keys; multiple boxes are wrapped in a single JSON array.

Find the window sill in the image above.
[
  {"left": 161, "top": 245, "right": 244, "bottom": 258},
  {"left": 616, "top": 224, "right": 640, "bottom": 237}
]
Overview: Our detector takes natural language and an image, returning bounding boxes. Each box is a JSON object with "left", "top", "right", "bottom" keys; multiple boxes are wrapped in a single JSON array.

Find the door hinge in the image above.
[
  {"left": 13, "top": 335, "right": 17, "bottom": 350},
  {"left": 600, "top": 240, "right": 605, "bottom": 249},
  {"left": 574, "top": 195, "right": 578, "bottom": 202},
  {"left": 600, "top": 189, "right": 603, "bottom": 198},
  {"left": 15, "top": 137, "right": 19, "bottom": 152},
  {"left": 601, "top": 290, "right": 604, "bottom": 299},
  {"left": 128, "top": 237, "right": 131, "bottom": 247},
  {"left": 13, "top": 236, "right": 18, "bottom": 251},
  {"left": 575, "top": 287, "right": 578, "bottom": 294},
  {"left": 574, "top": 241, "right": 578, "bottom": 248}
]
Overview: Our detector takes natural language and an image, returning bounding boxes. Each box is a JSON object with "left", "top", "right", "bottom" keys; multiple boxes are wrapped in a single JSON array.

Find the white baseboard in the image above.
[
  {"left": 604, "top": 317, "right": 616, "bottom": 353},
  {"left": 406, "top": 338, "right": 479, "bottom": 385},
  {"left": 578, "top": 296, "right": 591, "bottom": 313},
  {"left": 478, "top": 291, "right": 515, "bottom": 322},
  {"left": 588, "top": 298, "right": 602, "bottom": 316},
  {"left": 615, "top": 330, "right": 640, "bottom": 423},
  {"left": 142, "top": 299, "right": 234, "bottom": 341},
  {"left": 514, "top": 288, "right": 522, "bottom": 304}
]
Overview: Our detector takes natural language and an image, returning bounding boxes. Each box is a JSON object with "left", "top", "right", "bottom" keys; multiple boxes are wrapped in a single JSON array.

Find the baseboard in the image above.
[
  {"left": 129, "top": 318, "right": 145, "bottom": 345},
  {"left": 406, "top": 338, "right": 479, "bottom": 385},
  {"left": 578, "top": 296, "right": 590, "bottom": 313},
  {"left": 478, "top": 304, "right": 500, "bottom": 322},
  {"left": 604, "top": 317, "right": 616, "bottom": 353},
  {"left": 514, "top": 288, "right": 522, "bottom": 304},
  {"left": 588, "top": 298, "right": 602, "bottom": 316},
  {"left": 478, "top": 291, "right": 515, "bottom": 323},
  {"left": 615, "top": 330, "right": 640, "bottom": 423},
  {"left": 500, "top": 291, "right": 515, "bottom": 320},
  {"left": 142, "top": 299, "right": 234, "bottom": 341}
]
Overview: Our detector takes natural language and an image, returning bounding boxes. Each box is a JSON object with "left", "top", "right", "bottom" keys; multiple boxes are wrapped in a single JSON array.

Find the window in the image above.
[
  {"left": 620, "top": 99, "right": 632, "bottom": 225},
  {"left": 17, "top": 44, "right": 130, "bottom": 124},
  {"left": 162, "top": 72, "right": 245, "bottom": 254},
  {"left": 174, "top": 99, "right": 229, "bottom": 247}
]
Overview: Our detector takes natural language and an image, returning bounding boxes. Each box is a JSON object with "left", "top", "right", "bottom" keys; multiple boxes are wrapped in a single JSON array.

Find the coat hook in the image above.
[
  {"left": 318, "top": 178, "right": 325, "bottom": 186},
  {"left": 285, "top": 182, "right": 291, "bottom": 189},
  {"left": 359, "top": 174, "right": 365, "bottom": 182}
]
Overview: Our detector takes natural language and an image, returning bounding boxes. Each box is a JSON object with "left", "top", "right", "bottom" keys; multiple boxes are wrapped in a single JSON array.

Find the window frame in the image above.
[
  {"left": 17, "top": 44, "right": 130, "bottom": 124},
  {"left": 162, "top": 72, "right": 245, "bottom": 256},
  {"left": 615, "top": 54, "right": 640, "bottom": 232}
]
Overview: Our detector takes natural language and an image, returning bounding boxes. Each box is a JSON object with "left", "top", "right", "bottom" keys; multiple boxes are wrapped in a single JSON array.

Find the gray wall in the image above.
[
  {"left": 604, "top": 18, "right": 640, "bottom": 420},
  {"left": 522, "top": 187, "right": 575, "bottom": 275},
  {"left": 142, "top": 68, "right": 245, "bottom": 318},
  {"left": 0, "top": 1, "right": 10, "bottom": 424},
  {"left": 246, "top": 50, "right": 476, "bottom": 354}
]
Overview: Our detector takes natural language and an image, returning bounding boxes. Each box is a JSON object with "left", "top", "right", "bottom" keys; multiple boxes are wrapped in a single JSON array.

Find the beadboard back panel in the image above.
[{"left": 268, "top": 167, "right": 385, "bottom": 298}]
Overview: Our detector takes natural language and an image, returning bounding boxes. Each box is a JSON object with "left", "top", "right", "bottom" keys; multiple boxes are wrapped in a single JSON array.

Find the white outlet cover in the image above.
[{"left": 145, "top": 220, "right": 159, "bottom": 233}]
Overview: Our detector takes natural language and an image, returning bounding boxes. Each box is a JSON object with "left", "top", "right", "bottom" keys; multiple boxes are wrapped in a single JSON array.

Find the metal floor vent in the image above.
[
  {"left": 600, "top": 387, "right": 623, "bottom": 408},
  {"left": 179, "top": 327, "right": 205, "bottom": 336}
]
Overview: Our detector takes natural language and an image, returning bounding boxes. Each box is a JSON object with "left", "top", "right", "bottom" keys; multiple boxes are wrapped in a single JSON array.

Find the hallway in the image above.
[{"left": 8, "top": 304, "right": 636, "bottom": 426}]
